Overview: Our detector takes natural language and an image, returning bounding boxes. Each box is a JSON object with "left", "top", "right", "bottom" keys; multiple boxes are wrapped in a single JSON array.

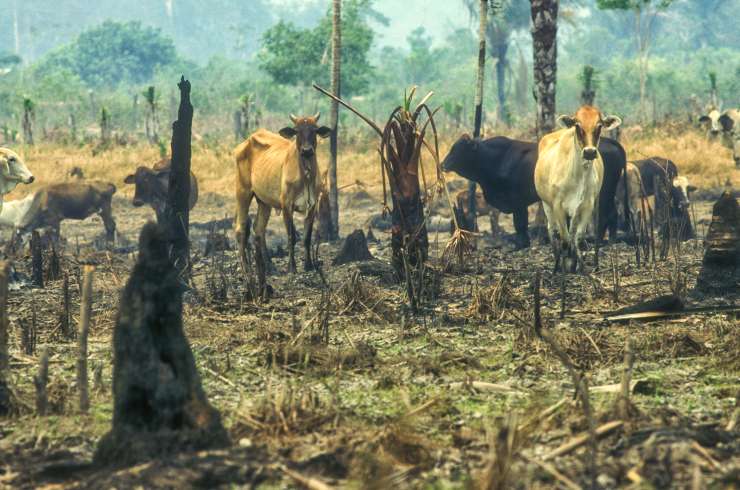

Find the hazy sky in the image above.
[{"left": 270, "top": 0, "right": 472, "bottom": 47}]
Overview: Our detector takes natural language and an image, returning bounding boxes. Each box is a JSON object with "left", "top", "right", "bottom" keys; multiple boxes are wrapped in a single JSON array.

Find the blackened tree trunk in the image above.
[
  {"left": 466, "top": 0, "right": 488, "bottom": 232},
  {"left": 530, "top": 0, "right": 559, "bottom": 138},
  {"left": 94, "top": 223, "right": 228, "bottom": 466},
  {"left": 22, "top": 98, "right": 34, "bottom": 145},
  {"left": 0, "top": 262, "right": 10, "bottom": 415},
  {"left": 165, "top": 77, "right": 193, "bottom": 280},
  {"left": 328, "top": 0, "right": 342, "bottom": 241}
]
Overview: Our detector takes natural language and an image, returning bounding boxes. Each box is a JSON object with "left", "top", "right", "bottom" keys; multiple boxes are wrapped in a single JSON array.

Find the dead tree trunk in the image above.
[
  {"left": 165, "top": 77, "right": 193, "bottom": 281},
  {"left": 328, "top": 0, "right": 342, "bottom": 241},
  {"left": 0, "top": 262, "right": 10, "bottom": 415},
  {"left": 530, "top": 0, "right": 559, "bottom": 138},
  {"left": 34, "top": 346, "right": 49, "bottom": 416},
  {"left": 465, "top": 0, "right": 489, "bottom": 232},
  {"left": 77, "top": 266, "right": 94, "bottom": 413},
  {"left": 22, "top": 98, "right": 34, "bottom": 145},
  {"left": 31, "top": 231, "right": 43, "bottom": 288},
  {"left": 94, "top": 223, "right": 228, "bottom": 466}
]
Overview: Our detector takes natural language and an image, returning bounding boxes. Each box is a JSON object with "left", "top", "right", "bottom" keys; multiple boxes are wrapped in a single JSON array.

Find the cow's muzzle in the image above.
[
  {"left": 300, "top": 147, "right": 315, "bottom": 158},
  {"left": 23, "top": 175, "right": 34, "bottom": 184},
  {"left": 132, "top": 198, "right": 145, "bottom": 207},
  {"left": 582, "top": 147, "right": 598, "bottom": 161}
]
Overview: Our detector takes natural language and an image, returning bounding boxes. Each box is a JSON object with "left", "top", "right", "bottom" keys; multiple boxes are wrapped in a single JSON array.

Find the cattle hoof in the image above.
[
  {"left": 288, "top": 263, "right": 297, "bottom": 274},
  {"left": 304, "top": 261, "right": 315, "bottom": 272},
  {"left": 514, "top": 237, "right": 530, "bottom": 250}
]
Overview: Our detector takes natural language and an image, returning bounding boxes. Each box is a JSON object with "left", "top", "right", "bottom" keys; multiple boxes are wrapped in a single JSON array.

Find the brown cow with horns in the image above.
[{"left": 234, "top": 113, "right": 331, "bottom": 298}]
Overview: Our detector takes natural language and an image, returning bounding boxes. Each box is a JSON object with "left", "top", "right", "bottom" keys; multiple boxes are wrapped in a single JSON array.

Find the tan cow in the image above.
[
  {"left": 616, "top": 162, "right": 644, "bottom": 232},
  {"left": 235, "top": 113, "right": 330, "bottom": 297},
  {"left": 535, "top": 106, "right": 621, "bottom": 271},
  {"left": 0, "top": 147, "right": 34, "bottom": 212}
]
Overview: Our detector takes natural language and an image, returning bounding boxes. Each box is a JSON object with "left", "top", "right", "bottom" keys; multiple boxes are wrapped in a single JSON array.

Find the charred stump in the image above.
[
  {"left": 696, "top": 191, "right": 740, "bottom": 293},
  {"left": 164, "top": 76, "right": 193, "bottom": 281},
  {"left": 31, "top": 231, "right": 44, "bottom": 288},
  {"left": 333, "top": 229, "right": 373, "bottom": 265},
  {"left": 94, "top": 223, "right": 228, "bottom": 466},
  {"left": 0, "top": 262, "right": 10, "bottom": 415}
]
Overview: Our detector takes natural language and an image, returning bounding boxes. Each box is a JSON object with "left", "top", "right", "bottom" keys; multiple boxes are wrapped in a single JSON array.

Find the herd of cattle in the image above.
[{"left": 0, "top": 103, "right": 736, "bottom": 279}]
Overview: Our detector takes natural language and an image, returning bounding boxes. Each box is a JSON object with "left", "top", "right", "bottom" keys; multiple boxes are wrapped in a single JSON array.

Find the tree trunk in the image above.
[
  {"left": 494, "top": 41, "right": 509, "bottom": 125},
  {"left": 0, "top": 262, "right": 10, "bottom": 416},
  {"left": 328, "top": 0, "right": 342, "bottom": 241},
  {"left": 22, "top": 99, "right": 34, "bottom": 145},
  {"left": 530, "top": 0, "right": 559, "bottom": 138},
  {"left": 466, "top": 0, "right": 488, "bottom": 232},
  {"left": 165, "top": 77, "right": 193, "bottom": 281},
  {"left": 636, "top": 9, "right": 647, "bottom": 124}
]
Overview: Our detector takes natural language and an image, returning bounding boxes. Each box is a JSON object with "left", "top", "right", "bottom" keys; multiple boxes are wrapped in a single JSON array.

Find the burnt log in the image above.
[
  {"left": 94, "top": 223, "right": 228, "bottom": 466},
  {"left": 0, "top": 262, "right": 10, "bottom": 415},
  {"left": 333, "top": 229, "right": 373, "bottom": 265},
  {"left": 165, "top": 76, "right": 193, "bottom": 280}
]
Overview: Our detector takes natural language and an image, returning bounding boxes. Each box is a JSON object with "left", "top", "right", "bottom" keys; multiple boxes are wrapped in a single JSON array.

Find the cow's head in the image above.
[
  {"left": 557, "top": 106, "right": 621, "bottom": 163},
  {"left": 279, "top": 113, "right": 331, "bottom": 179},
  {"left": 699, "top": 109, "right": 723, "bottom": 136},
  {"left": 0, "top": 147, "right": 34, "bottom": 195},
  {"left": 442, "top": 133, "right": 478, "bottom": 178},
  {"left": 124, "top": 166, "right": 169, "bottom": 209},
  {"left": 671, "top": 175, "right": 697, "bottom": 211}
]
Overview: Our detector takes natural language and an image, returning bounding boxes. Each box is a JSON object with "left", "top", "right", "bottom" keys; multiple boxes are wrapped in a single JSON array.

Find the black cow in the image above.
[
  {"left": 124, "top": 158, "right": 199, "bottom": 223},
  {"left": 441, "top": 134, "right": 627, "bottom": 249}
]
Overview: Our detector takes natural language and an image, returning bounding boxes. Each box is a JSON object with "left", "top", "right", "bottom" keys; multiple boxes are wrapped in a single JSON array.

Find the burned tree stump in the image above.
[
  {"left": 697, "top": 191, "right": 739, "bottom": 293},
  {"left": 31, "top": 231, "right": 44, "bottom": 288},
  {"left": 0, "top": 262, "right": 10, "bottom": 415},
  {"left": 94, "top": 223, "right": 228, "bottom": 466},
  {"left": 333, "top": 229, "right": 373, "bottom": 265},
  {"left": 165, "top": 76, "right": 193, "bottom": 281}
]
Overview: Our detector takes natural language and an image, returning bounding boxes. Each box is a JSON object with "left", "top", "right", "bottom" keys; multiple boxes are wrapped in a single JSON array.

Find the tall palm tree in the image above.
[
  {"left": 530, "top": 0, "right": 559, "bottom": 138},
  {"left": 328, "top": 0, "right": 342, "bottom": 240}
]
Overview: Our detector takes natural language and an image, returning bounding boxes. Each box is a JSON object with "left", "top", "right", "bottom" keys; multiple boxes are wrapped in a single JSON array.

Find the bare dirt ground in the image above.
[{"left": 1, "top": 176, "right": 738, "bottom": 489}]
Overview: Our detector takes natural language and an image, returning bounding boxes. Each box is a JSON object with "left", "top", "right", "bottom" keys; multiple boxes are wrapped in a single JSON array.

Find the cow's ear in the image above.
[
  {"left": 124, "top": 174, "right": 135, "bottom": 184},
  {"left": 279, "top": 127, "right": 297, "bottom": 139},
  {"left": 556, "top": 115, "right": 576, "bottom": 129},
  {"left": 719, "top": 113, "right": 735, "bottom": 132},
  {"left": 698, "top": 115, "right": 711, "bottom": 124},
  {"left": 602, "top": 115, "right": 622, "bottom": 131},
  {"left": 317, "top": 126, "right": 332, "bottom": 138}
]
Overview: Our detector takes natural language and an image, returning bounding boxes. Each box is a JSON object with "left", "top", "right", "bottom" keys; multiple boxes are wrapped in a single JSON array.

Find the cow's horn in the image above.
[
  {"left": 313, "top": 111, "right": 320, "bottom": 122},
  {"left": 290, "top": 114, "right": 299, "bottom": 124}
]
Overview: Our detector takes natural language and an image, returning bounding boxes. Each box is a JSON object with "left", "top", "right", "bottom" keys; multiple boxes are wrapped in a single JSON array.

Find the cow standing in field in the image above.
[
  {"left": 441, "top": 134, "right": 626, "bottom": 249},
  {"left": 535, "top": 106, "right": 621, "bottom": 272},
  {"left": 0, "top": 181, "right": 117, "bottom": 242},
  {"left": 124, "top": 158, "right": 199, "bottom": 223},
  {"left": 700, "top": 108, "right": 740, "bottom": 169},
  {"left": 234, "top": 113, "right": 330, "bottom": 298},
  {"left": 0, "top": 148, "right": 34, "bottom": 211},
  {"left": 616, "top": 162, "right": 644, "bottom": 233}
]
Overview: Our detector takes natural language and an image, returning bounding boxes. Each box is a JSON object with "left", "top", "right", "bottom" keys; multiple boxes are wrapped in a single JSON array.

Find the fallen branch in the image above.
[
  {"left": 542, "top": 420, "right": 624, "bottom": 461},
  {"left": 449, "top": 380, "right": 523, "bottom": 394},
  {"left": 280, "top": 465, "right": 335, "bottom": 490},
  {"left": 605, "top": 305, "right": 740, "bottom": 322}
]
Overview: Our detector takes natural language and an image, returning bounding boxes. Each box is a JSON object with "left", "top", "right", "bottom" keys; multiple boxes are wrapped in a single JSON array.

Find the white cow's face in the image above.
[
  {"left": 671, "top": 176, "right": 697, "bottom": 210},
  {"left": 0, "top": 148, "right": 35, "bottom": 195},
  {"left": 699, "top": 109, "right": 722, "bottom": 136}
]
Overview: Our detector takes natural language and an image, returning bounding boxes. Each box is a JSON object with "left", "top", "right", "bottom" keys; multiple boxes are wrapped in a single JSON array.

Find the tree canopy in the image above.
[
  {"left": 258, "top": 0, "right": 377, "bottom": 96},
  {"left": 36, "top": 21, "right": 179, "bottom": 88}
]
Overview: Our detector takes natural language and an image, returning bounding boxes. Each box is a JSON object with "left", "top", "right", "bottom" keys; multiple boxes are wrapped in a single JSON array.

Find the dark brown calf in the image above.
[{"left": 124, "top": 158, "right": 199, "bottom": 223}]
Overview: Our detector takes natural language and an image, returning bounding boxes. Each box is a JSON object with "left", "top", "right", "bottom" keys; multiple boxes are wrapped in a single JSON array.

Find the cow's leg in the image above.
[
  {"left": 99, "top": 201, "right": 116, "bottom": 243},
  {"left": 489, "top": 208, "right": 501, "bottom": 239},
  {"left": 254, "top": 200, "right": 271, "bottom": 301},
  {"left": 512, "top": 206, "right": 530, "bottom": 250},
  {"left": 303, "top": 205, "right": 316, "bottom": 271},
  {"left": 542, "top": 203, "right": 561, "bottom": 272},
  {"left": 235, "top": 190, "right": 254, "bottom": 278},
  {"left": 282, "top": 207, "right": 297, "bottom": 273}
]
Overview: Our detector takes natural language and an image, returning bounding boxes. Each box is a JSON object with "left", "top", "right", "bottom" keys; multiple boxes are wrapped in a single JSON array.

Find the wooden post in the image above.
[
  {"left": 165, "top": 77, "right": 193, "bottom": 280},
  {"left": 0, "top": 262, "right": 10, "bottom": 415},
  {"left": 34, "top": 346, "right": 49, "bottom": 416},
  {"left": 77, "top": 266, "right": 94, "bottom": 413},
  {"left": 31, "top": 231, "right": 43, "bottom": 288}
]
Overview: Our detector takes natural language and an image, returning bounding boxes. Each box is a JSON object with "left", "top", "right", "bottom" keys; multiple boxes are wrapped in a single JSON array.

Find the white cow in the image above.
[
  {"left": 535, "top": 106, "right": 621, "bottom": 272},
  {"left": 700, "top": 108, "right": 740, "bottom": 168},
  {"left": 0, "top": 148, "right": 35, "bottom": 212}
]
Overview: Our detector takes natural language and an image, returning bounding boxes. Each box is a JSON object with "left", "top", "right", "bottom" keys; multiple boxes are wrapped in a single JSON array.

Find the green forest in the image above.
[{"left": 1, "top": 0, "right": 739, "bottom": 142}]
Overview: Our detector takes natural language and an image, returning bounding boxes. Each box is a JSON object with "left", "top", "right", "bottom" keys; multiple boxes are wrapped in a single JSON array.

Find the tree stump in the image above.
[
  {"left": 0, "top": 262, "right": 10, "bottom": 415},
  {"left": 697, "top": 191, "right": 739, "bottom": 292},
  {"left": 94, "top": 223, "right": 228, "bottom": 466},
  {"left": 333, "top": 229, "right": 373, "bottom": 266}
]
